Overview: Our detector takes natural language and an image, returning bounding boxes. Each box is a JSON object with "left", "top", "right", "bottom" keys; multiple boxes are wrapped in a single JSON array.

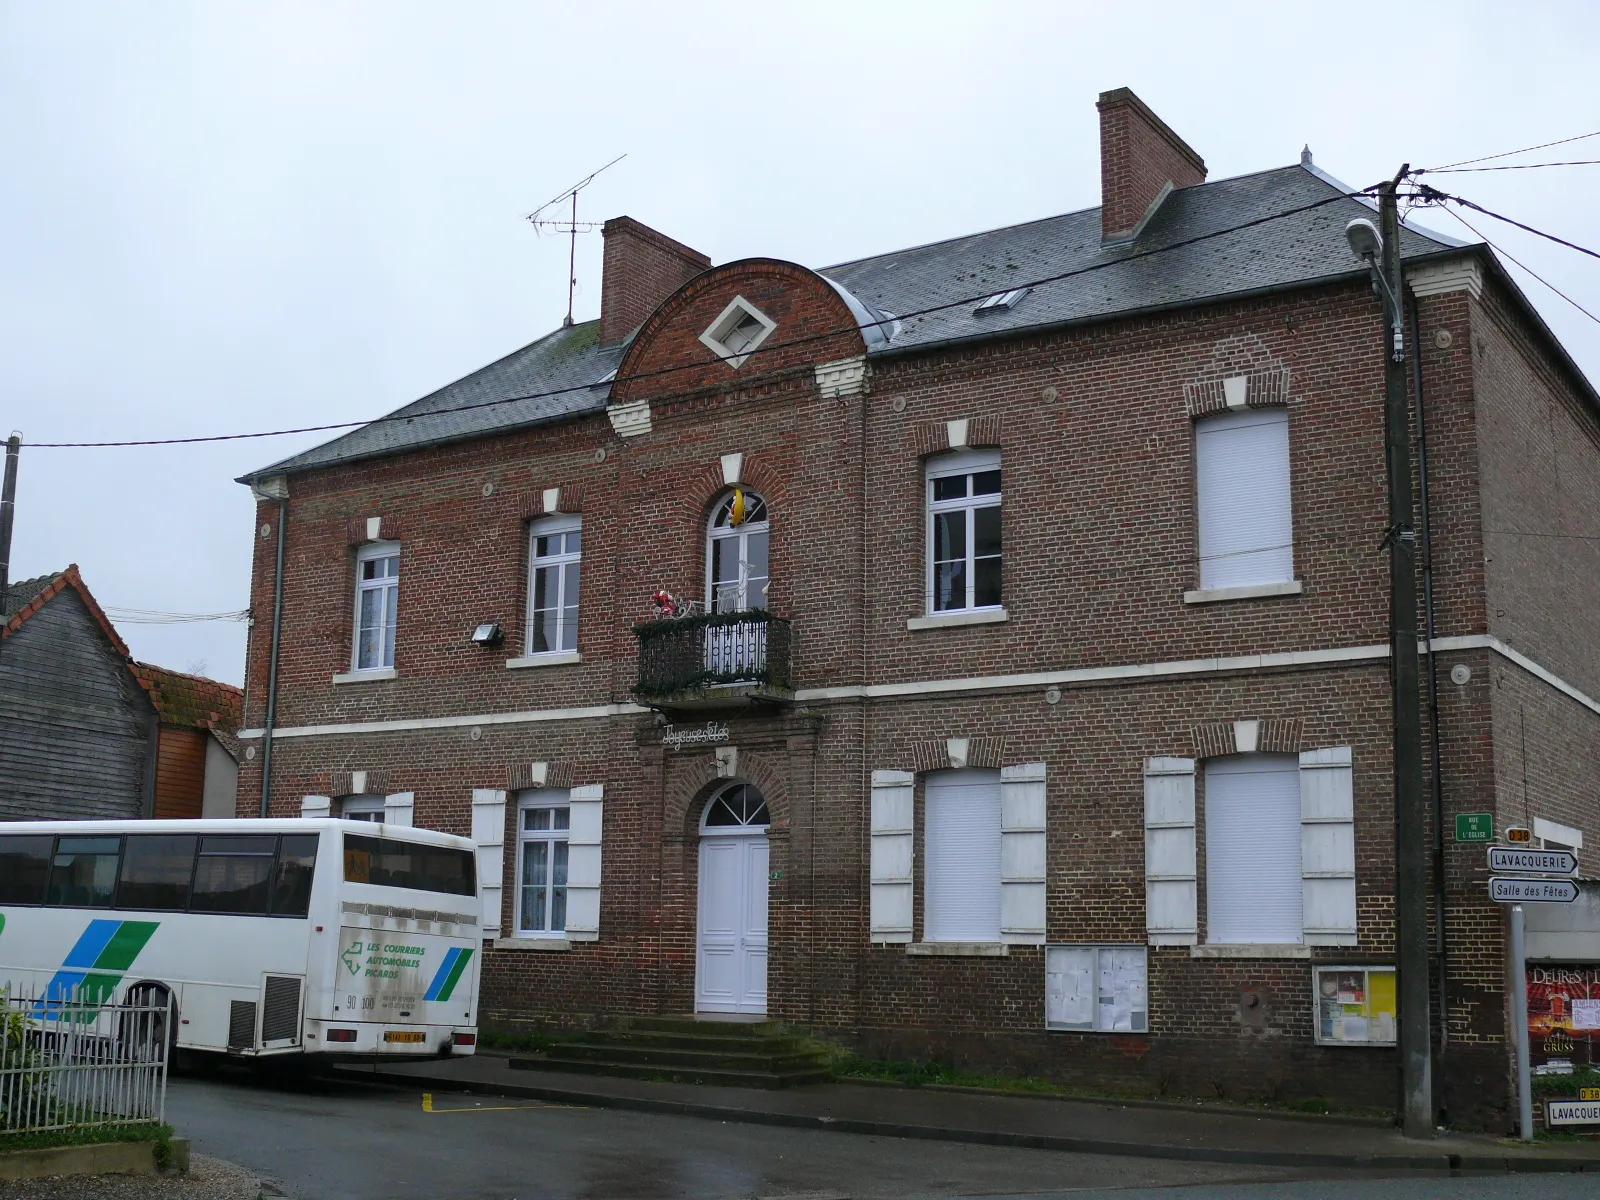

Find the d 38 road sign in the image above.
[
  {"left": 1487, "top": 846, "right": 1578, "bottom": 876},
  {"left": 1489, "top": 876, "right": 1579, "bottom": 904}
]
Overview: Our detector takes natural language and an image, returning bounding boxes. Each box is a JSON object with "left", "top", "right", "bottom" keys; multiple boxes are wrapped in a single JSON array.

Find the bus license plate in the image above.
[{"left": 384, "top": 1031, "right": 426, "bottom": 1044}]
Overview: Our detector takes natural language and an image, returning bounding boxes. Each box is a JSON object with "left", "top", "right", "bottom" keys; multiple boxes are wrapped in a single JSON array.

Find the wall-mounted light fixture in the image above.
[{"left": 471, "top": 622, "right": 502, "bottom": 647}]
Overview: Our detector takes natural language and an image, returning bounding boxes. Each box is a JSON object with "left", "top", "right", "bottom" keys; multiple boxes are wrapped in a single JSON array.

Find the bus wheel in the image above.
[{"left": 120, "top": 982, "right": 176, "bottom": 1066}]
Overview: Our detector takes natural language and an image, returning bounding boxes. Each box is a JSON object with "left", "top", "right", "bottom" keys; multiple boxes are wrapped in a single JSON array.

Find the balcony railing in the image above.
[{"left": 632, "top": 609, "right": 793, "bottom": 705}]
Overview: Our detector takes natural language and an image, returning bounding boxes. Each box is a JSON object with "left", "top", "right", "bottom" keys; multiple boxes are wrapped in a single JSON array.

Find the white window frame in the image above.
[
  {"left": 525, "top": 515, "right": 582, "bottom": 658},
  {"left": 706, "top": 491, "right": 770, "bottom": 614},
  {"left": 339, "top": 795, "right": 385, "bottom": 823},
  {"left": 925, "top": 449, "right": 1003, "bottom": 616},
  {"left": 922, "top": 767, "right": 1003, "bottom": 944},
  {"left": 1193, "top": 408, "right": 1295, "bottom": 592},
  {"left": 515, "top": 789, "right": 571, "bottom": 938},
  {"left": 699, "top": 296, "right": 777, "bottom": 370},
  {"left": 1203, "top": 752, "right": 1304, "bottom": 946},
  {"left": 352, "top": 541, "right": 401, "bottom": 672}
]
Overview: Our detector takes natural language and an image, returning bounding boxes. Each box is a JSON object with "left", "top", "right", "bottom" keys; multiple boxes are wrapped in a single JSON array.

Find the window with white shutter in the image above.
[
  {"left": 999, "top": 763, "right": 1046, "bottom": 944},
  {"left": 472, "top": 789, "right": 507, "bottom": 939},
  {"left": 1195, "top": 408, "right": 1294, "bottom": 589},
  {"left": 869, "top": 770, "right": 914, "bottom": 943},
  {"left": 1143, "top": 758, "right": 1196, "bottom": 945},
  {"left": 563, "top": 783, "right": 603, "bottom": 941},
  {"left": 1299, "top": 747, "right": 1357, "bottom": 944},
  {"left": 382, "top": 791, "right": 414, "bottom": 828},
  {"left": 924, "top": 769, "right": 1002, "bottom": 943},
  {"left": 1205, "top": 753, "right": 1302, "bottom": 944},
  {"left": 300, "top": 795, "right": 331, "bottom": 819}
]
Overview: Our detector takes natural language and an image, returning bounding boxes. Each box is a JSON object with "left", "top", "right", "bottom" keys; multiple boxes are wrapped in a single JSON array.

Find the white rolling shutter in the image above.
[
  {"left": 471, "top": 789, "right": 507, "bottom": 939},
  {"left": 1299, "top": 747, "right": 1357, "bottom": 943},
  {"left": 300, "top": 795, "right": 331, "bottom": 819},
  {"left": 925, "top": 769, "right": 1002, "bottom": 943},
  {"left": 1205, "top": 754, "right": 1302, "bottom": 944},
  {"left": 869, "top": 770, "right": 914, "bottom": 943},
  {"left": 999, "top": 762, "right": 1047, "bottom": 944},
  {"left": 383, "top": 791, "right": 415, "bottom": 827},
  {"left": 1143, "top": 758, "right": 1196, "bottom": 945},
  {"left": 1195, "top": 408, "right": 1294, "bottom": 589},
  {"left": 564, "top": 784, "right": 604, "bottom": 941}
]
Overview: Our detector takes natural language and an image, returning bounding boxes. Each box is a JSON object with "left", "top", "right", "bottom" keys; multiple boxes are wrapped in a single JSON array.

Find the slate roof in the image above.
[
  {"left": 243, "top": 163, "right": 1466, "bottom": 482},
  {"left": 1, "top": 573, "right": 55, "bottom": 620}
]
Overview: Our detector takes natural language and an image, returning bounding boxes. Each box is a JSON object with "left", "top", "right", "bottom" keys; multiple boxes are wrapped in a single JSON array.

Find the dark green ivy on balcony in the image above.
[{"left": 632, "top": 610, "right": 793, "bottom": 710}]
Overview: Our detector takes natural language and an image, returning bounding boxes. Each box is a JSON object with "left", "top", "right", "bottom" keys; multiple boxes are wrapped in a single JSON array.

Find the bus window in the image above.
[
  {"left": 272, "top": 834, "right": 319, "bottom": 917},
  {"left": 117, "top": 835, "right": 197, "bottom": 911},
  {"left": 46, "top": 837, "right": 121, "bottom": 908},
  {"left": 190, "top": 835, "right": 274, "bottom": 915},
  {"left": 0, "top": 836, "right": 53, "bottom": 905},
  {"left": 343, "top": 834, "right": 475, "bottom": 897}
]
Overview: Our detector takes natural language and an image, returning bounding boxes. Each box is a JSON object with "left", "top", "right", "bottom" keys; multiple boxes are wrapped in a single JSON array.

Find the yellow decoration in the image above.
[{"left": 729, "top": 488, "right": 747, "bottom": 527}]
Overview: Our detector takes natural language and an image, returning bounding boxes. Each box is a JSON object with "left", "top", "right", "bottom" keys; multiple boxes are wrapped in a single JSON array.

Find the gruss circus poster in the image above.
[{"left": 1527, "top": 964, "right": 1600, "bottom": 1072}]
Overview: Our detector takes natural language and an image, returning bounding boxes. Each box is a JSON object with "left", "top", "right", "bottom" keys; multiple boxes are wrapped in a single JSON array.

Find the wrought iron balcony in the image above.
[{"left": 632, "top": 609, "right": 793, "bottom": 710}]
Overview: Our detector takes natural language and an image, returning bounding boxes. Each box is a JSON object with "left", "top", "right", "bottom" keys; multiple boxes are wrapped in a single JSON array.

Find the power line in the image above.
[
  {"left": 1432, "top": 204, "right": 1600, "bottom": 327},
  {"left": 1484, "top": 529, "right": 1600, "bottom": 543},
  {"left": 1420, "top": 130, "right": 1600, "bottom": 172},
  {"left": 1424, "top": 160, "right": 1600, "bottom": 173},
  {"left": 102, "top": 605, "right": 249, "bottom": 624},
  {"left": 1413, "top": 186, "right": 1600, "bottom": 262},
  {"left": 21, "top": 187, "right": 1378, "bottom": 451}
]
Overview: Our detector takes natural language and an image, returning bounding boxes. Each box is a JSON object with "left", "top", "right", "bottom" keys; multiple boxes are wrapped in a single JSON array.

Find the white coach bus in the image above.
[{"left": 0, "top": 819, "right": 480, "bottom": 1061}]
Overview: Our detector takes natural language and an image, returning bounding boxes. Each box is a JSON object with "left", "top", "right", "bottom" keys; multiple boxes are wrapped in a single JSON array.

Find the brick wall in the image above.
[
  {"left": 235, "top": 250, "right": 1595, "bottom": 1130},
  {"left": 1096, "top": 88, "right": 1206, "bottom": 242}
]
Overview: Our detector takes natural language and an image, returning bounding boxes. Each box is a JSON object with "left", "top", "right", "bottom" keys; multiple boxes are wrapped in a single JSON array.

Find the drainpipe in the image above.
[
  {"left": 253, "top": 478, "right": 290, "bottom": 818},
  {"left": 1409, "top": 294, "right": 1449, "bottom": 1051}
]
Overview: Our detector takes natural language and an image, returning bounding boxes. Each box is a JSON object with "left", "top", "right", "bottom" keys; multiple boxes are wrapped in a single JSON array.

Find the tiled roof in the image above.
[
  {"left": 1, "top": 564, "right": 132, "bottom": 658},
  {"left": 242, "top": 163, "right": 1465, "bottom": 482},
  {"left": 130, "top": 662, "right": 243, "bottom": 733},
  {"left": 1, "top": 572, "right": 55, "bottom": 620}
]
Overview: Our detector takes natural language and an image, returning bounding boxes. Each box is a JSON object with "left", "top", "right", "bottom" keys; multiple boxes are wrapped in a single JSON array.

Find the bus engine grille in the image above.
[
  {"left": 261, "top": 976, "right": 302, "bottom": 1044},
  {"left": 228, "top": 1001, "right": 257, "bottom": 1050}
]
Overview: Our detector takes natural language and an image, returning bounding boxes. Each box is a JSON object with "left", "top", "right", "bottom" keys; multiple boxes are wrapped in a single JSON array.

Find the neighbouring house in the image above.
[
  {"left": 1, "top": 565, "right": 242, "bottom": 821},
  {"left": 234, "top": 88, "right": 1599, "bottom": 1129}
]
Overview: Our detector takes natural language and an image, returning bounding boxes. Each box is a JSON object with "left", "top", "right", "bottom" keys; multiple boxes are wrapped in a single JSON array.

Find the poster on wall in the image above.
[{"left": 1527, "top": 964, "right": 1600, "bottom": 1075}]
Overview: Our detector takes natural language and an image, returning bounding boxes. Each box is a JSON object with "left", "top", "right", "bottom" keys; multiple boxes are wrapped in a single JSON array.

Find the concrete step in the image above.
[
  {"left": 622, "top": 1015, "right": 785, "bottom": 1037},
  {"left": 512, "top": 1054, "right": 829, "bottom": 1090},
  {"left": 578, "top": 1029, "right": 811, "bottom": 1054},
  {"left": 555, "top": 1041, "right": 827, "bottom": 1073}
]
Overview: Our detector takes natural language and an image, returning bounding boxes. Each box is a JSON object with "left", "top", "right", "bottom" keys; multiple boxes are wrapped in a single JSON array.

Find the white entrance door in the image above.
[{"left": 696, "top": 783, "right": 771, "bottom": 1014}]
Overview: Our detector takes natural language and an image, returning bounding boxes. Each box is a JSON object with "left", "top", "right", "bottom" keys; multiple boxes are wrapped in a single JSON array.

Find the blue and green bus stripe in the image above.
[
  {"left": 424, "top": 946, "right": 473, "bottom": 1003},
  {"left": 40, "top": 919, "right": 160, "bottom": 1012}
]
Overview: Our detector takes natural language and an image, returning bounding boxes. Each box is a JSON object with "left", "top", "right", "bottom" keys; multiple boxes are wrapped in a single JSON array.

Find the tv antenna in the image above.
[{"left": 526, "top": 153, "right": 626, "bottom": 327}]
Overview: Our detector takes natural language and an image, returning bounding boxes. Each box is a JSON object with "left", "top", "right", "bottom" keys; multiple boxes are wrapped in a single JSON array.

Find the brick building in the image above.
[{"left": 235, "top": 89, "right": 1600, "bottom": 1128}]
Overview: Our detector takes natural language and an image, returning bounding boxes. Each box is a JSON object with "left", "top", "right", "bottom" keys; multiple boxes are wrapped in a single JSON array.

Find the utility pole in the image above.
[
  {"left": 1380, "top": 171, "right": 1435, "bottom": 1137},
  {"left": 0, "top": 433, "right": 20, "bottom": 615}
]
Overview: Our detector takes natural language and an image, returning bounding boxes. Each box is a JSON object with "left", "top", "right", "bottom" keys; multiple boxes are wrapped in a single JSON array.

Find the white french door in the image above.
[{"left": 695, "top": 832, "right": 769, "bottom": 1014}]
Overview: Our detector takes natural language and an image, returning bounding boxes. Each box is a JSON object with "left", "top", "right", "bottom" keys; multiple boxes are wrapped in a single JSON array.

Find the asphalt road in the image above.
[{"left": 165, "top": 1071, "right": 1594, "bottom": 1200}]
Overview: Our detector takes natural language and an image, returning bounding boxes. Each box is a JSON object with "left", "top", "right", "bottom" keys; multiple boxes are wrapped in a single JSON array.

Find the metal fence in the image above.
[
  {"left": 633, "top": 610, "right": 793, "bottom": 698},
  {"left": 1, "top": 989, "right": 170, "bottom": 1136}
]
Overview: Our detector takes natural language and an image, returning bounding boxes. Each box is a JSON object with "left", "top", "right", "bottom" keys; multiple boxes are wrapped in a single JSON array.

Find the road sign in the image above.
[
  {"left": 1506, "top": 825, "right": 1532, "bottom": 844},
  {"left": 1455, "top": 813, "right": 1493, "bottom": 842},
  {"left": 1490, "top": 876, "right": 1579, "bottom": 904},
  {"left": 1488, "top": 846, "right": 1579, "bottom": 876},
  {"left": 1546, "top": 1098, "right": 1600, "bottom": 1128}
]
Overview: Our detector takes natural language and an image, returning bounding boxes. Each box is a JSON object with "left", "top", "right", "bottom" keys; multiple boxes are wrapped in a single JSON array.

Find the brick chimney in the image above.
[
  {"left": 1096, "top": 88, "right": 1207, "bottom": 244},
  {"left": 599, "top": 217, "right": 712, "bottom": 345}
]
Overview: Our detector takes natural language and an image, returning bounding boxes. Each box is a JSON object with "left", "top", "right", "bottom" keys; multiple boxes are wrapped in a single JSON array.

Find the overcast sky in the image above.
[{"left": 3, "top": 2, "right": 1596, "bottom": 685}]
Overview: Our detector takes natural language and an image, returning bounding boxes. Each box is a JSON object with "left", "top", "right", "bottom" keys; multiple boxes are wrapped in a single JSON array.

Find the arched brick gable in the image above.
[{"left": 612, "top": 259, "right": 866, "bottom": 405}]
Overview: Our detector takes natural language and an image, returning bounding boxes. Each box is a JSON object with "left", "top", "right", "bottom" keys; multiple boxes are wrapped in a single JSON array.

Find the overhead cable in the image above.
[
  {"left": 1419, "top": 130, "right": 1600, "bottom": 172},
  {"left": 20, "top": 188, "right": 1378, "bottom": 450}
]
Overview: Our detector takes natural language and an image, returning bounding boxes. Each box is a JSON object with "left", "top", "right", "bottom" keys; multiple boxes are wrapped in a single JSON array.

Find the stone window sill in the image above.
[
  {"left": 906, "top": 942, "right": 1009, "bottom": 957},
  {"left": 493, "top": 937, "right": 571, "bottom": 951},
  {"left": 907, "top": 608, "right": 1009, "bottom": 632},
  {"left": 332, "top": 668, "right": 397, "bottom": 685},
  {"left": 1190, "top": 943, "right": 1310, "bottom": 959},
  {"left": 505, "top": 651, "right": 582, "bottom": 670},
  {"left": 1183, "top": 581, "right": 1303, "bottom": 605}
]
